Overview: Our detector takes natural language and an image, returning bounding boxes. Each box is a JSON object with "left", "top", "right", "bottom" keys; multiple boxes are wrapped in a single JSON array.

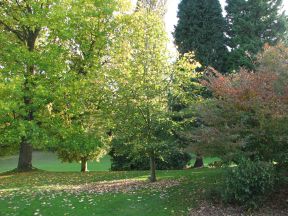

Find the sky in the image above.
[{"left": 165, "top": 0, "right": 288, "bottom": 43}]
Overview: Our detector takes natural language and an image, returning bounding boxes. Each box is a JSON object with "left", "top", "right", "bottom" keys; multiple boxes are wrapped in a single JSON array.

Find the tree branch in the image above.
[{"left": 0, "top": 20, "right": 25, "bottom": 42}]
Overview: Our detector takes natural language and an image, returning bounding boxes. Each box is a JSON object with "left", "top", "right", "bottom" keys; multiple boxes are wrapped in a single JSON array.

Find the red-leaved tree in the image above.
[{"left": 191, "top": 44, "right": 288, "bottom": 166}]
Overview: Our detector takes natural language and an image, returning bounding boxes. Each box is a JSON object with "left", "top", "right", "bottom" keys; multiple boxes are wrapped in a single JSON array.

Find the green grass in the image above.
[
  {"left": 0, "top": 151, "right": 220, "bottom": 173},
  {"left": 0, "top": 152, "right": 223, "bottom": 215},
  {"left": 0, "top": 169, "right": 224, "bottom": 216},
  {"left": 0, "top": 151, "right": 111, "bottom": 173},
  {"left": 188, "top": 154, "right": 221, "bottom": 167}
]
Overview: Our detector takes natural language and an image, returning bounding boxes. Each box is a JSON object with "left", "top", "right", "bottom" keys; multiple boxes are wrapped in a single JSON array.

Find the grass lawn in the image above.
[
  {"left": 0, "top": 169, "right": 224, "bottom": 216},
  {"left": 0, "top": 151, "right": 219, "bottom": 173},
  {"left": 0, "top": 152, "right": 224, "bottom": 215},
  {"left": 0, "top": 152, "right": 111, "bottom": 173}
]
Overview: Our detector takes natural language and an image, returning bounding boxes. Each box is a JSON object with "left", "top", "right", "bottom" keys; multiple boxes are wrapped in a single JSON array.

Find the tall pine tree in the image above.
[
  {"left": 226, "top": 0, "right": 287, "bottom": 71},
  {"left": 174, "top": 0, "right": 228, "bottom": 73}
]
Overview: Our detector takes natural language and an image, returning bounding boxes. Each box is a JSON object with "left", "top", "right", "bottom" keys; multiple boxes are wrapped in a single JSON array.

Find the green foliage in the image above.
[
  {"left": 56, "top": 132, "right": 107, "bottom": 164},
  {"left": 49, "top": 0, "right": 122, "bottom": 167},
  {"left": 0, "top": 0, "right": 129, "bottom": 170},
  {"left": 110, "top": 142, "right": 191, "bottom": 171},
  {"left": 174, "top": 0, "right": 228, "bottom": 72},
  {"left": 168, "top": 54, "right": 212, "bottom": 163},
  {"left": 223, "top": 159, "right": 276, "bottom": 208},
  {"left": 0, "top": 1, "right": 70, "bottom": 169},
  {"left": 109, "top": 8, "right": 175, "bottom": 180},
  {"left": 109, "top": 13, "right": 203, "bottom": 179},
  {"left": 225, "top": 0, "right": 287, "bottom": 71},
  {"left": 136, "top": 0, "right": 167, "bottom": 16},
  {"left": 169, "top": 53, "right": 205, "bottom": 112},
  {"left": 208, "top": 160, "right": 224, "bottom": 168}
]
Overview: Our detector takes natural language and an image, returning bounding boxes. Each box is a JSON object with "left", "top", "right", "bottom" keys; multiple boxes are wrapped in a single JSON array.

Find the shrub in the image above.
[
  {"left": 223, "top": 159, "right": 276, "bottom": 208},
  {"left": 110, "top": 147, "right": 191, "bottom": 171},
  {"left": 208, "top": 160, "right": 224, "bottom": 168}
]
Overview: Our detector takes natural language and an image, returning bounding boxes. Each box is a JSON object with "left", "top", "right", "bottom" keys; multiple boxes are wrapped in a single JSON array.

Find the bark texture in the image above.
[
  {"left": 193, "top": 155, "right": 204, "bottom": 168},
  {"left": 81, "top": 158, "right": 88, "bottom": 172},
  {"left": 149, "top": 154, "right": 157, "bottom": 182},
  {"left": 17, "top": 138, "right": 33, "bottom": 171}
]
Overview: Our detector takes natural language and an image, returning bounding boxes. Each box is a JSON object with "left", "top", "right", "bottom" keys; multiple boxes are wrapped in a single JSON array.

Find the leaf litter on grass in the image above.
[{"left": 0, "top": 178, "right": 180, "bottom": 198}]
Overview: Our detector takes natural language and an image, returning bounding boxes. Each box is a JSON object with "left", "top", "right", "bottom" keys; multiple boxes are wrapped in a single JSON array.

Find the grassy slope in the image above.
[{"left": 0, "top": 169, "right": 224, "bottom": 216}]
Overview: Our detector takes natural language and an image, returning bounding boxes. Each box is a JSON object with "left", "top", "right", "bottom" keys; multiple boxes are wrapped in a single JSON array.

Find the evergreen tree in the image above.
[
  {"left": 174, "top": 0, "right": 228, "bottom": 73},
  {"left": 226, "top": 0, "right": 287, "bottom": 71}
]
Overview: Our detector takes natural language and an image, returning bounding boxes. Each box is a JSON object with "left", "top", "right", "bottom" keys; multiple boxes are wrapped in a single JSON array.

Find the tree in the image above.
[
  {"left": 110, "top": 8, "right": 183, "bottom": 182},
  {"left": 48, "top": 0, "right": 125, "bottom": 172},
  {"left": 225, "top": 0, "right": 287, "bottom": 71},
  {"left": 109, "top": 138, "right": 191, "bottom": 171},
  {"left": 0, "top": 0, "right": 68, "bottom": 171},
  {"left": 0, "top": 0, "right": 126, "bottom": 172},
  {"left": 174, "top": 0, "right": 228, "bottom": 72},
  {"left": 112, "top": 10, "right": 170, "bottom": 182},
  {"left": 56, "top": 132, "right": 108, "bottom": 172},
  {"left": 192, "top": 44, "right": 288, "bottom": 166},
  {"left": 136, "top": 0, "right": 167, "bottom": 15},
  {"left": 168, "top": 53, "right": 207, "bottom": 168}
]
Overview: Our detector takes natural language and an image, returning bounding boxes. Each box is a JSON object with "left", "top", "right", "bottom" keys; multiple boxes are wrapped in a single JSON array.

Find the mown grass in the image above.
[
  {"left": 0, "top": 169, "right": 224, "bottom": 216},
  {"left": 0, "top": 151, "right": 111, "bottom": 173},
  {"left": 0, "top": 151, "right": 219, "bottom": 173},
  {"left": 0, "top": 152, "right": 223, "bottom": 215}
]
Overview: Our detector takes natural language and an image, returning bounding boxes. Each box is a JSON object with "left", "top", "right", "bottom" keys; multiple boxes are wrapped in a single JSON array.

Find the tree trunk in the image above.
[
  {"left": 17, "top": 138, "right": 33, "bottom": 171},
  {"left": 17, "top": 76, "right": 34, "bottom": 172},
  {"left": 81, "top": 158, "right": 88, "bottom": 172},
  {"left": 149, "top": 154, "right": 157, "bottom": 182},
  {"left": 193, "top": 154, "right": 204, "bottom": 168},
  {"left": 17, "top": 30, "right": 39, "bottom": 172}
]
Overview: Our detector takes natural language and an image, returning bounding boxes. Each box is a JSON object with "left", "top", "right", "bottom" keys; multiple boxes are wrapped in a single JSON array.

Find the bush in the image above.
[
  {"left": 208, "top": 160, "right": 224, "bottom": 168},
  {"left": 222, "top": 159, "right": 276, "bottom": 208},
  {"left": 110, "top": 147, "right": 191, "bottom": 171}
]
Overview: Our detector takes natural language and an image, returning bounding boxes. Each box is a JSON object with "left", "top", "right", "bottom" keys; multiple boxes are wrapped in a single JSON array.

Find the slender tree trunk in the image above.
[
  {"left": 149, "top": 154, "right": 157, "bottom": 182},
  {"left": 81, "top": 158, "right": 88, "bottom": 172},
  {"left": 193, "top": 154, "right": 204, "bottom": 168},
  {"left": 17, "top": 138, "right": 33, "bottom": 171}
]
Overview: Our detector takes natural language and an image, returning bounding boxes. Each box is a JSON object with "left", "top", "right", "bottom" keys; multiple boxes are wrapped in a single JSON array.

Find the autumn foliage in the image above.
[{"left": 194, "top": 44, "right": 288, "bottom": 165}]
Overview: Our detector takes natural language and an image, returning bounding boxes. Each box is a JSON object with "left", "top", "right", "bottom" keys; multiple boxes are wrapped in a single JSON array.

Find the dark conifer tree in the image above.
[
  {"left": 174, "top": 0, "right": 228, "bottom": 73},
  {"left": 174, "top": 0, "right": 228, "bottom": 167},
  {"left": 225, "top": 0, "right": 287, "bottom": 71}
]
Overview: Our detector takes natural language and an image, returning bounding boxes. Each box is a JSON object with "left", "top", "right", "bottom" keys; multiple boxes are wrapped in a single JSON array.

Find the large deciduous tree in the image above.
[
  {"left": 0, "top": 0, "right": 68, "bottom": 171},
  {"left": 174, "top": 0, "right": 228, "bottom": 72},
  {"left": 225, "top": 0, "right": 287, "bottom": 71},
  {"left": 0, "top": 0, "right": 127, "bottom": 172}
]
